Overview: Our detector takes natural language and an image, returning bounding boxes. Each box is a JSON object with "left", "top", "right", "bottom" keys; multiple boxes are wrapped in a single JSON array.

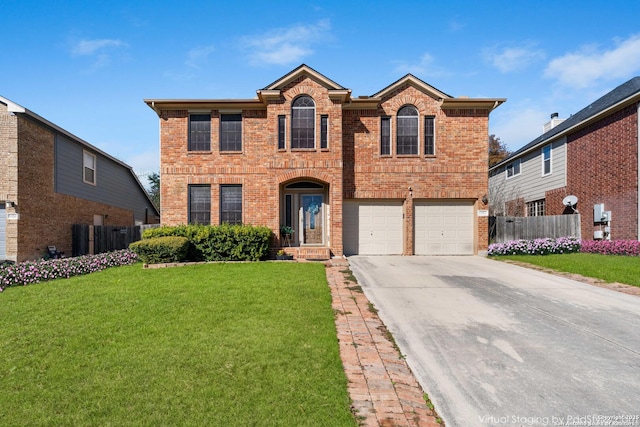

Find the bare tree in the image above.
[{"left": 489, "top": 134, "right": 511, "bottom": 166}]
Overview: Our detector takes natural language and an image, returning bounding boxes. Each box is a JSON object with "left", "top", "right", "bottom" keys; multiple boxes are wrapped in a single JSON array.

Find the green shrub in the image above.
[
  {"left": 141, "top": 224, "right": 272, "bottom": 262},
  {"left": 129, "top": 236, "right": 190, "bottom": 264}
]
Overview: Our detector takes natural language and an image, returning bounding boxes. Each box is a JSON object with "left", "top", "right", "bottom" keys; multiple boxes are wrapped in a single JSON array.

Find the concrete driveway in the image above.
[{"left": 348, "top": 256, "right": 640, "bottom": 427}]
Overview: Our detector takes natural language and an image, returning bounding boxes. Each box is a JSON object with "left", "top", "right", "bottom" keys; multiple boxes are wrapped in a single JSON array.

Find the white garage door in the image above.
[
  {"left": 0, "top": 203, "right": 6, "bottom": 260},
  {"left": 415, "top": 201, "right": 474, "bottom": 255},
  {"left": 343, "top": 201, "right": 403, "bottom": 255}
]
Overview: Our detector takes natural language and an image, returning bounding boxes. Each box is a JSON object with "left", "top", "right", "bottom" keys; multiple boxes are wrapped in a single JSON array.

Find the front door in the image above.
[{"left": 300, "top": 195, "right": 323, "bottom": 245}]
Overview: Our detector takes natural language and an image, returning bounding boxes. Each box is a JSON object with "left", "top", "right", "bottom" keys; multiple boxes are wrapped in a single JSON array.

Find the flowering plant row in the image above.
[
  {"left": 580, "top": 239, "right": 640, "bottom": 256},
  {"left": 487, "top": 237, "right": 581, "bottom": 256},
  {"left": 0, "top": 250, "right": 138, "bottom": 292}
]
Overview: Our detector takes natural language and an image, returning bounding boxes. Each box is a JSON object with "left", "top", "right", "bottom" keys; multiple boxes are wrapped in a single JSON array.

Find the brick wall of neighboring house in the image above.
[
  {"left": 505, "top": 197, "right": 525, "bottom": 217},
  {"left": 545, "top": 187, "right": 576, "bottom": 216},
  {"left": 566, "top": 104, "right": 638, "bottom": 241},
  {"left": 0, "top": 103, "right": 19, "bottom": 260},
  {"left": 15, "top": 116, "right": 134, "bottom": 262}
]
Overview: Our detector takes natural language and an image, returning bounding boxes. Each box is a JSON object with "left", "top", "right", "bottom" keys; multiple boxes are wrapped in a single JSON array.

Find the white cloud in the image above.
[
  {"left": 186, "top": 45, "right": 216, "bottom": 69},
  {"left": 544, "top": 34, "right": 640, "bottom": 88},
  {"left": 392, "top": 53, "right": 448, "bottom": 78},
  {"left": 127, "top": 149, "right": 160, "bottom": 179},
  {"left": 71, "top": 38, "right": 127, "bottom": 56},
  {"left": 484, "top": 43, "right": 545, "bottom": 73},
  {"left": 242, "top": 19, "right": 332, "bottom": 66}
]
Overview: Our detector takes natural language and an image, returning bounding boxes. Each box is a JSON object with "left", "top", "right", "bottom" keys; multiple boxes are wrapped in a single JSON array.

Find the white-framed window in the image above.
[
  {"left": 527, "top": 199, "right": 545, "bottom": 217},
  {"left": 542, "top": 145, "right": 552, "bottom": 175},
  {"left": 506, "top": 158, "right": 521, "bottom": 178},
  {"left": 83, "top": 150, "right": 96, "bottom": 185}
]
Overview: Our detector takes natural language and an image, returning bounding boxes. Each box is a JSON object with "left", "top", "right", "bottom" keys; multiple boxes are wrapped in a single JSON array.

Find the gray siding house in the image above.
[
  {"left": 1, "top": 95, "right": 159, "bottom": 262},
  {"left": 489, "top": 77, "right": 640, "bottom": 241}
]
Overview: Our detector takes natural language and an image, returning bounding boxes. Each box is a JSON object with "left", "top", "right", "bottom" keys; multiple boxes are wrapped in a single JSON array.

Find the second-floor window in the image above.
[
  {"left": 83, "top": 150, "right": 96, "bottom": 185},
  {"left": 189, "top": 114, "right": 211, "bottom": 151},
  {"left": 506, "top": 159, "right": 521, "bottom": 178},
  {"left": 320, "top": 115, "right": 328, "bottom": 149},
  {"left": 424, "top": 116, "right": 435, "bottom": 155},
  {"left": 278, "top": 115, "right": 286, "bottom": 149},
  {"left": 380, "top": 117, "right": 391, "bottom": 155},
  {"left": 542, "top": 145, "right": 552, "bottom": 175},
  {"left": 220, "top": 114, "right": 242, "bottom": 152},
  {"left": 291, "top": 95, "right": 315, "bottom": 149},
  {"left": 397, "top": 105, "right": 419, "bottom": 155}
]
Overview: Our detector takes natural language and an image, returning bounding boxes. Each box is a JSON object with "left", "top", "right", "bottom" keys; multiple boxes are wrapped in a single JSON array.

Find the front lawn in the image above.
[
  {"left": 0, "top": 262, "right": 357, "bottom": 426},
  {"left": 494, "top": 253, "right": 640, "bottom": 287}
]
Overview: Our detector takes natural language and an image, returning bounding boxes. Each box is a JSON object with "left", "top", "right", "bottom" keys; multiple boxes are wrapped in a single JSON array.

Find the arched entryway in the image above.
[{"left": 280, "top": 180, "right": 329, "bottom": 246}]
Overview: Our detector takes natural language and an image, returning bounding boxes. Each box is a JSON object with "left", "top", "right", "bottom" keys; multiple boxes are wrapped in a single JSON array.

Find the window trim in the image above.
[
  {"left": 219, "top": 113, "right": 243, "bottom": 152},
  {"left": 188, "top": 113, "right": 211, "bottom": 152},
  {"left": 424, "top": 116, "right": 435, "bottom": 156},
  {"left": 526, "top": 199, "right": 546, "bottom": 217},
  {"left": 188, "top": 184, "right": 211, "bottom": 225},
  {"left": 396, "top": 105, "right": 419, "bottom": 156},
  {"left": 291, "top": 95, "right": 316, "bottom": 150},
  {"left": 506, "top": 158, "right": 521, "bottom": 179},
  {"left": 83, "top": 150, "right": 96, "bottom": 185},
  {"left": 219, "top": 184, "right": 243, "bottom": 225},
  {"left": 542, "top": 144, "right": 552, "bottom": 176}
]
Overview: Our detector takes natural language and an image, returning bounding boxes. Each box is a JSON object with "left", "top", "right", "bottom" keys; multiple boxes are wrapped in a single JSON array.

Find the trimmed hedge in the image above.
[
  {"left": 129, "top": 236, "right": 190, "bottom": 264},
  {"left": 140, "top": 224, "right": 272, "bottom": 262}
]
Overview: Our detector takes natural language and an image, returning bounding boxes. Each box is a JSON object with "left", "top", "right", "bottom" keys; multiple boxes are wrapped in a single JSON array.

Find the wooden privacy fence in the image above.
[
  {"left": 491, "top": 214, "right": 581, "bottom": 243},
  {"left": 72, "top": 224, "right": 142, "bottom": 256}
]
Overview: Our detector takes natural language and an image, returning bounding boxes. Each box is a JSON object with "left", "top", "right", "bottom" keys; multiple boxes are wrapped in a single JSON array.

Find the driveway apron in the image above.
[{"left": 348, "top": 256, "right": 640, "bottom": 427}]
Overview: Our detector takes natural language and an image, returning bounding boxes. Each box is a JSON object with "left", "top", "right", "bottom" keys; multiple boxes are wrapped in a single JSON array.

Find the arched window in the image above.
[
  {"left": 291, "top": 95, "right": 315, "bottom": 149},
  {"left": 397, "top": 105, "right": 418, "bottom": 155}
]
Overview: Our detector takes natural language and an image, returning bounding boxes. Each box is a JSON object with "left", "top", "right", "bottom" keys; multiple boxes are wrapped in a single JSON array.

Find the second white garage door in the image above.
[
  {"left": 343, "top": 201, "right": 403, "bottom": 255},
  {"left": 415, "top": 201, "right": 474, "bottom": 255}
]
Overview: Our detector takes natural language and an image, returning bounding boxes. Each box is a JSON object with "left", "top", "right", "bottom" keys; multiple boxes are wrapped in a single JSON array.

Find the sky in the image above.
[{"left": 2, "top": 0, "right": 640, "bottom": 185}]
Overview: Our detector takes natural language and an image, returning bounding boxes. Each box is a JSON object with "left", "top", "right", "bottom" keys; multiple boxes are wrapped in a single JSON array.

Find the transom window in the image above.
[
  {"left": 396, "top": 105, "right": 419, "bottom": 155},
  {"left": 189, "top": 114, "right": 211, "bottom": 151},
  {"left": 83, "top": 150, "right": 96, "bottom": 185},
  {"left": 291, "top": 95, "right": 315, "bottom": 149},
  {"left": 220, "top": 114, "right": 242, "bottom": 152}
]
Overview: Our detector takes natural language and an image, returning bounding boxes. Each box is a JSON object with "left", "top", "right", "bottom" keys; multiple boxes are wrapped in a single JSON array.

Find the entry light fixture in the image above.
[
  {"left": 5, "top": 200, "right": 15, "bottom": 208},
  {"left": 481, "top": 194, "right": 488, "bottom": 204}
]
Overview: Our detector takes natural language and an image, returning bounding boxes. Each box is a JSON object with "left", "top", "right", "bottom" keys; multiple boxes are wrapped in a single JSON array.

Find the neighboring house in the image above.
[
  {"left": 0, "top": 96, "right": 159, "bottom": 263},
  {"left": 145, "top": 64, "right": 504, "bottom": 258},
  {"left": 489, "top": 76, "right": 640, "bottom": 241}
]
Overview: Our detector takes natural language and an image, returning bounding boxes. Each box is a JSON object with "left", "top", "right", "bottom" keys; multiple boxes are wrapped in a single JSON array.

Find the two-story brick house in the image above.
[
  {"left": 145, "top": 65, "right": 504, "bottom": 258},
  {"left": 0, "top": 95, "right": 159, "bottom": 263}
]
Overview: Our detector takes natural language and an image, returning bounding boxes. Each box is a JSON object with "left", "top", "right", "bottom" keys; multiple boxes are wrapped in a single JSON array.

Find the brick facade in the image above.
[
  {"left": 1, "top": 99, "right": 153, "bottom": 262},
  {"left": 151, "top": 65, "right": 503, "bottom": 256},
  {"left": 565, "top": 104, "right": 639, "bottom": 240}
]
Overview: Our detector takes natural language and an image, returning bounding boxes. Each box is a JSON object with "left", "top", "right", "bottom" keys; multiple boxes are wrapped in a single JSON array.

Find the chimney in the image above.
[{"left": 543, "top": 112, "right": 565, "bottom": 133}]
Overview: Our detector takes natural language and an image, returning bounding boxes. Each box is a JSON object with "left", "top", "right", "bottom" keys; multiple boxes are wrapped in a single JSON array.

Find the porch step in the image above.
[{"left": 279, "top": 247, "right": 331, "bottom": 261}]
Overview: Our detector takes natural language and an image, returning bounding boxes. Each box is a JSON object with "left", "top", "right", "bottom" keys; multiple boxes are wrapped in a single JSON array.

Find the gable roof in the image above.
[
  {"left": 0, "top": 95, "right": 159, "bottom": 217},
  {"left": 372, "top": 73, "right": 453, "bottom": 100},
  {"left": 490, "top": 76, "right": 640, "bottom": 171},
  {"left": 262, "top": 64, "right": 346, "bottom": 91}
]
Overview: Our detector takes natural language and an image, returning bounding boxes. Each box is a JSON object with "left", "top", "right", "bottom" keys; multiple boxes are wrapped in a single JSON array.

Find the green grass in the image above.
[
  {"left": 494, "top": 253, "right": 640, "bottom": 287},
  {"left": 0, "top": 263, "right": 357, "bottom": 427}
]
